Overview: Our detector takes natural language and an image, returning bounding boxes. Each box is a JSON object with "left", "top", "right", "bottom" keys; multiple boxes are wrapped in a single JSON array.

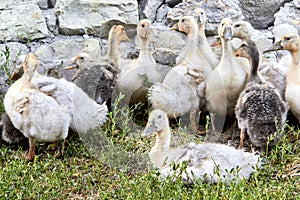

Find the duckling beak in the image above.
[
  {"left": 123, "top": 33, "right": 131, "bottom": 42},
  {"left": 223, "top": 27, "right": 233, "bottom": 40},
  {"left": 64, "top": 65, "right": 78, "bottom": 70},
  {"left": 142, "top": 120, "right": 156, "bottom": 137},
  {"left": 9, "top": 71, "right": 18, "bottom": 80},
  {"left": 263, "top": 41, "right": 283, "bottom": 53},
  {"left": 169, "top": 22, "right": 179, "bottom": 31}
]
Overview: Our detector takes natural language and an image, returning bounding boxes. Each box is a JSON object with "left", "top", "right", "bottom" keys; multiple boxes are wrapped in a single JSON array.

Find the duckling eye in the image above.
[
  {"left": 79, "top": 56, "right": 84, "bottom": 60},
  {"left": 141, "top": 24, "right": 145, "bottom": 28},
  {"left": 286, "top": 37, "right": 291, "bottom": 41},
  {"left": 234, "top": 24, "right": 240, "bottom": 28},
  {"left": 241, "top": 43, "right": 247, "bottom": 47},
  {"left": 158, "top": 115, "right": 161, "bottom": 119},
  {"left": 181, "top": 19, "right": 185, "bottom": 23}
]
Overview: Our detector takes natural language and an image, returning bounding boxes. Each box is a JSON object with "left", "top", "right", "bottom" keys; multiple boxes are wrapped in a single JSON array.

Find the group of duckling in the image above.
[{"left": 1, "top": 7, "right": 300, "bottom": 184}]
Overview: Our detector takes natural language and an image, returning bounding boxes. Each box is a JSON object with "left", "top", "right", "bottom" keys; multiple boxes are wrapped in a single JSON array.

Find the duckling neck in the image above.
[
  {"left": 290, "top": 50, "right": 300, "bottom": 66},
  {"left": 221, "top": 38, "right": 234, "bottom": 61},
  {"left": 150, "top": 127, "right": 171, "bottom": 168},
  {"left": 24, "top": 70, "right": 35, "bottom": 82},
  {"left": 106, "top": 35, "right": 120, "bottom": 64},
  {"left": 248, "top": 50, "right": 260, "bottom": 82},
  {"left": 138, "top": 37, "right": 152, "bottom": 61},
  {"left": 197, "top": 24, "right": 207, "bottom": 44}
]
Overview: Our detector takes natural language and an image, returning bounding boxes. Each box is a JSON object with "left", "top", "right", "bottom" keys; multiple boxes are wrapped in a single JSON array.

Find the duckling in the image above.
[
  {"left": 194, "top": 8, "right": 218, "bottom": 68},
  {"left": 234, "top": 40, "right": 288, "bottom": 150},
  {"left": 233, "top": 20, "right": 287, "bottom": 98},
  {"left": 3, "top": 54, "right": 108, "bottom": 146},
  {"left": 149, "top": 16, "right": 212, "bottom": 133},
  {"left": 142, "top": 109, "right": 260, "bottom": 183},
  {"left": 64, "top": 52, "right": 118, "bottom": 104},
  {"left": 4, "top": 53, "right": 72, "bottom": 161},
  {"left": 205, "top": 18, "right": 249, "bottom": 133},
  {"left": 264, "top": 34, "right": 300, "bottom": 123},
  {"left": 115, "top": 19, "right": 163, "bottom": 104},
  {"left": 0, "top": 113, "right": 27, "bottom": 144}
]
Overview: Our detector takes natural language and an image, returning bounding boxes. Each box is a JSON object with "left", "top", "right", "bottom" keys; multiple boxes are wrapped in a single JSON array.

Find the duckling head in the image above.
[
  {"left": 137, "top": 19, "right": 152, "bottom": 40},
  {"left": 218, "top": 18, "right": 233, "bottom": 40},
  {"left": 142, "top": 109, "right": 169, "bottom": 138},
  {"left": 12, "top": 53, "right": 38, "bottom": 80},
  {"left": 110, "top": 25, "right": 130, "bottom": 43},
  {"left": 233, "top": 21, "right": 254, "bottom": 41},
  {"left": 263, "top": 33, "right": 300, "bottom": 53},
  {"left": 169, "top": 16, "right": 199, "bottom": 40},
  {"left": 65, "top": 52, "right": 93, "bottom": 70},
  {"left": 194, "top": 8, "right": 206, "bottom": 26},
  {"left": 234, "top": 40, "right": 258, "bottom": 60},
  {"left": 10, "top": 55, "right": 26, "bottom": 80}
]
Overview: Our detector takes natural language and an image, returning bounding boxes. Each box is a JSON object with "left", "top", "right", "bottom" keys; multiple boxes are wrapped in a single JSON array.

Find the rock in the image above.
[
  {"left": 167, "top": 0, "right": 244, "bottom": 36},
  {"left": 156, "top": 4, "right": 170, "bottom": 22},
  {"left": 151, "top": 26, "right": 185, "bottom": 65},
  {"left": 37, "top": 0, "right": 49, "bottom": 9},
  {"left": 272, "top": 23, "right": 298, "bottom": 41},
  {"left": 294, "top": 0, "right": 300, "bottom": 8},
  {"left": 141, "top": 0, "right": 164, "bottom": 22},
  {"left": 240, "top": 0, "right": 286, "bottom": 29},
  {"left": 0, "top": 3, "right": 49, "bottom": 42},
  {"left": 166, "top": 0, "right": 182, "bottom": 7},
  {"left": 43, "top": 9, "right": 58, "bottom": 33},
  {"left": 0, "top": 43, "right": 30, "bottom": 72},
  {"left": 55, "top": 0, "right": 139, "bottom": 38},
  {"left": 274, "top": 2, "right": 300, "bottom": 26}
]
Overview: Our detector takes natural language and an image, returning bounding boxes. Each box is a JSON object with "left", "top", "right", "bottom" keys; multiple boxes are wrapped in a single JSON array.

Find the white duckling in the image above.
[
  {"left": 4, "top": 53, "right": 72, "bottom": 160},
  {"left": 205, "top": 18, "right": 249, "bottom": 133},
  {"left": 233, "top": 20, "right": 287, "bottom": 98},
  {"left": 4, "top": 54, "right": 108, "bottom": 140},
  {"left": 264, "top": 34, "right": 300, "bottom": 124},
  {"left": 115, "top": 19, "right": 163, "bottom": 104},
  {"left": 194, "top": 8, "right": 218, "bottom": 68},
  {"left": 142, "top": 109, "right": 260, "bottom": 184},
  {"left": 235, "top": 40, "right": 288, "bottom": 150},
  {"left": 148, "top": 16, "right": 212, "bottom": 133}
]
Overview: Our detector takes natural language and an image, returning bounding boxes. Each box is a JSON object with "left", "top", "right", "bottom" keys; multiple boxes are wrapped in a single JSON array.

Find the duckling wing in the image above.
[
  {"left": 13, "top": 91, "right": 71, "bottom": 142},
  {"left": 160, "top": 143, "right": 260, "bottom": 183}
]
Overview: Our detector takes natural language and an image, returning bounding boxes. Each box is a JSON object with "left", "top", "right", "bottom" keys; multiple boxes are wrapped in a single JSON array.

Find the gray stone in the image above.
[
  {"left": 141, "top": 0, "right": 164, "bottom": 22},
  {"left": 167, "top": 0, "right": 244, "bottom": 36},
  {"left": 294, "top": 0, "right": 300, "bottom": 8},
  {"left": 166, "top": 0, "right": 182, "bottom": 7},
  {"left": 0, "top": 43, "right": 30, "bottom": 72},
  {"left": 240, "top": 0, "right": 285, "bottom": 29},
  {"left": 55, "top": 0, "right": 139, "bottom": 38},
  {"left": 156, "top": 4, "right": 170, "bottom": 22},
  {"left": 274, "top": 2, "right": 300, "bottom": 26},
  {"left": 272, "top": 23, "right": 298, "bottom": 41},
  {"left": 37, "top": 0, "right": 49, "bottom": 9},
  {"left": 0, "top": 4, "right": 49, "bottom": 42}
]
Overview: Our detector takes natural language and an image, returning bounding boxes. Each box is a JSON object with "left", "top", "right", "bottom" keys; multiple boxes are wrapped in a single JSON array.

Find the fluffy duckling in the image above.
[
  {"left": 205, "top": 18, "right": 249, "bottom": 133},
  {"left": 235, "top": 41, "right": 288, "bottom": 149},
  {"left": 194, "top": 8, "right": 218, "bottom": 68},
  {"left": 0, "top": 113, "right": 27, "bottom": 144},
  {"left": 115, "top": 19, "right": 163, "bottom": 104},
  {"left": 4, "top": 54, "right": 72, "bottom": 160},
  {"left": 65, "top": 52, "right": 118, "bottom": 104},
  {"left": 66, "top": 25, "right": 130, "bottom": 72},
  {"left": 142, "top": 109, "right": 260, "bottom": 183},
  {"left": 233, "top": 20, "right": 287, "bottom": 98},
  {"left": 3, "top": 54, "right": 107, "bottom": 146},
  {"left": 264, "top": 34, "right": 300, "bottom": 123},
  {"left": 149, "top": 16, "right": 212, "bottom": 133}
]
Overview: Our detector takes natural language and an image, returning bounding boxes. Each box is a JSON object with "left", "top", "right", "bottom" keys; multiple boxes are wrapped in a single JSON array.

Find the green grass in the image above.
[{"left": 0, "top": 102, "right": 299, "bottom": 199}]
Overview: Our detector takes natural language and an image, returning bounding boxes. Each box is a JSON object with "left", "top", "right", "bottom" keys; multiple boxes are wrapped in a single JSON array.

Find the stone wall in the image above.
[{"left": 0, "top": 0, "right": 299, "bottom": 81}]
